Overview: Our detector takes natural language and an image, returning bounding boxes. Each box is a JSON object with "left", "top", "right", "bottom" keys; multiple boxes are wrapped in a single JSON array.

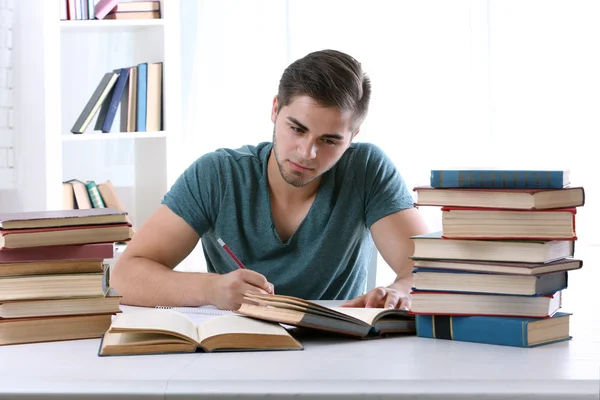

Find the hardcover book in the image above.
[
  {"left": 413, "top": 186, "right": 585, "bottom": 210},
  {"left": 416, "top": 312, "right": 571, "bottom": 347},
  {"left": 430, "top": 169, "right": 570, "bottom": 189},
  {"left": 412, "top": 258, "right": 582, "bottom": 276},
  {"left": 98, "top": 309, "right": 303, "bottom": 355},
  {"left": 237, "top": 292, "right": 415, "bottom": 338},
  {"left": 0, "top": 208, "right": 128, "bottom": 230},
  {"left": 410, "top": 231, "right": 574, "bottom": 263}
]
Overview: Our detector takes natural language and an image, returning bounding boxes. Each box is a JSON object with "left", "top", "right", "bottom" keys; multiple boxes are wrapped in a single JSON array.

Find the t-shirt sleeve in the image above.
[
  {"left": 355, "top": 143, "right": 415, "bottom": 228},
  {"left": 161, "top": 152, "right": 222, "bottom": 237}
]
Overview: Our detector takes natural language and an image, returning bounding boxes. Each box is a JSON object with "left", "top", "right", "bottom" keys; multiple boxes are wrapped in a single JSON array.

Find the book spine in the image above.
[
  {"left": 430, "top": 170, "right": 566, "bottom": 189},
  {"left": 102, "top": 68, "right": 130, "bottom": 133},
  {"left": 416, "top": 314, "right": 532, "bottom": 347},
  {"left": 136, "top": 63, "right": 148, "bottom": 132},
  {"left": 85, "top": 181, "right": 106, "bottom": 208}
]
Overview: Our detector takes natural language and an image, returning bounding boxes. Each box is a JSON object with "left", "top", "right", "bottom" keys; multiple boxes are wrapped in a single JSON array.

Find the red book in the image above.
[{"left": 0, "top": 243, "right": 114, "bottom": 263}]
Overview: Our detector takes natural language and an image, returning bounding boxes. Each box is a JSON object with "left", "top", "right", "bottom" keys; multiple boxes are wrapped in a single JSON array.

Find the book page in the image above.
[
  {"left": 197, "top": 315, "right": 290, "bottom": 343},
  {"left": 110, "top": 309, "right": 198, "bottom": 343},
  {"left": 332, "top": 308, "right": 411, "bottom": 325}
]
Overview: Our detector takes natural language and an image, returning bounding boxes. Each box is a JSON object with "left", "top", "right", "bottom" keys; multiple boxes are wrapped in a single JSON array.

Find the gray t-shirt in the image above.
[{"left": 161, "top": 141, "right": 414, "bottom": 300}]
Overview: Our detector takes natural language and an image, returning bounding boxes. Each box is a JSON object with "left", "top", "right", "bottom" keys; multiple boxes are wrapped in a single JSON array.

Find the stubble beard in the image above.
[{"left": 272, "top": 128, "right": 320, "bottom": 188}]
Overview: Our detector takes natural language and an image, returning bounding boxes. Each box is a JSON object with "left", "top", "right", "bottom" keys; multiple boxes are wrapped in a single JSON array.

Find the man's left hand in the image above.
[{"left": 341, "top": 285, "right": 411, "bottom": 310}]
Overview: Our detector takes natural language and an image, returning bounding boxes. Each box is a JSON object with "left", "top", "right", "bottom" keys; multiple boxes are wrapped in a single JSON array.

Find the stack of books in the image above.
[
  {"left": 0, "top": 208, "right": 133, "bottom": 346},
  {"left": 409, "top": 169, "right": 585, "bottom": 347}
]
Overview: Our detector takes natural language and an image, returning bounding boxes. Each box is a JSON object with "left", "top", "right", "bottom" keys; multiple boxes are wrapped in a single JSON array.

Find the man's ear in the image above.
[
  {"left": 271, "top": 96, "right": 279, "bottom": 123},
  {"left": 352, "top": 129, "right": 360, "bottom": 139}
]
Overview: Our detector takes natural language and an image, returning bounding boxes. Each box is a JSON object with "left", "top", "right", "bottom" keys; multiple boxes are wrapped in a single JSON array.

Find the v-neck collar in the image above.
[{"left": 262, "top": 144, "right": 325, "bottom": 246}]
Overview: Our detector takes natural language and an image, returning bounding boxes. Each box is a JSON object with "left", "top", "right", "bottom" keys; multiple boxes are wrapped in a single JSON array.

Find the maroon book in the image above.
[{"left": 0, "top": 243, "right": 115, "bottom": 263}]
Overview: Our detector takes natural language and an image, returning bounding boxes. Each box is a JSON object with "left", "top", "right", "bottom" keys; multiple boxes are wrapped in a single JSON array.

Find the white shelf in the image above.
[
  {"left": 62, "top": 131, "right": 168, "bottom": 142},
  {"left": 60, "top": 19, "right": 165, "bottom": 32}
]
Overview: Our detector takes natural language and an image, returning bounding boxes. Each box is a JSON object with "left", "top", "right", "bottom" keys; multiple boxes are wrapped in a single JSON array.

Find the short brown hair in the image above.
[{"left": 277, "top": 49, "right": 371, "bottom": 130}]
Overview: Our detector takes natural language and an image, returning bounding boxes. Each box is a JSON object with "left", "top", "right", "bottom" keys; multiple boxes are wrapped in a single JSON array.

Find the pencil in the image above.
[{"left": 217, "top": 238, "right": 247, "bottom": 269}]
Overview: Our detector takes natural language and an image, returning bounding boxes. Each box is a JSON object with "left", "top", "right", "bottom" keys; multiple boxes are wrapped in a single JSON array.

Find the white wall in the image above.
[{"left": 0, "top": 0, "right": 14, "bottom": 191}]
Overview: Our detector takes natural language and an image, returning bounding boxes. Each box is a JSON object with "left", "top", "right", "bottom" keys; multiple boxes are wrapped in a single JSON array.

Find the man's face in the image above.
[{"left": 271, "top": 95, "right": 356, "bottom": 188}]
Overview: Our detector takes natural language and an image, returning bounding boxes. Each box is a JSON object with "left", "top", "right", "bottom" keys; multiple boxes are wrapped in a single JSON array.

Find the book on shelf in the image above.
[
  {"left": 0, "top": 208, "right": 128, "bottom": 230},
  {"left": 98, "top": 309, "right": 303, "bottom": 356},
  {"left": 0, "top": 289, "right": 121, "bottom": 319},
  {"left": 429, "top": 169, "right": 570, "bottom": 189},
  {"left": 415, "top": 312, "right": 571, "bottom": 347},
  {"left": 105, "top": 11, "right": 161, "bottom": 20},
  {"left": 237, "top": 292, "right": 416, "bottom": 338},
  {"left": 0, "top": 313, "right": 115, "bottom": 346},
  {"left": 413, "top": 186, "right": 585, "bottom": 210},
  {"left": 85, "top": 181, "right": 106, "bottom": 208},
  {"left": 64, "top": 179, "right": 92, "bottom": 209},
  {"left": 145, "top": 62, "right": 163, "bottom": 132},
  {"left": 0, "top": 243, "right": 114, "bottom": 264},
  {"left": 120, "top": 66, "right": 138, "bottom": 132},
  {"left": 98, "top": 67, "right": 130, "bottom": 133},
  {"left": 411, "top": 258, "right": 582, "bottom": 276},
  {"left": 112, "top": 1, "right": 161, "bottom": 13},
  {"left": 136, "top": 62, "right": 148, "bottom": 132},
  {"left": 71, "top": 71, "right": 119, "bottom": 134},
  {"left": 94, "top": 0, "right": 119, "bottom": 20},
  {"left": 441, "top": 207, "right": 577, "bottom": 240},
  {"left": 412, "top": 269, "right": 568, "bottom": 296},
  {"left": 409, "top": 291, "right": 562, "bottom": 318},
  {"left": 410, "top": 231, "right": 575, "bottom": 263}
]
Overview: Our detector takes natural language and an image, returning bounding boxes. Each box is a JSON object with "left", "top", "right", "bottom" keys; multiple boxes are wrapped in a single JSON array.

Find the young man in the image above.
[{"left": 111, "top": 49, "right": 429, "bottom": 311}]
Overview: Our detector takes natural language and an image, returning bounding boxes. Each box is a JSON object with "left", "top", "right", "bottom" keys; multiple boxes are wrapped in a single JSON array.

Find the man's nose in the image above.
[{"left": 299, "top": 139, "right": 317, "bottom": 160}]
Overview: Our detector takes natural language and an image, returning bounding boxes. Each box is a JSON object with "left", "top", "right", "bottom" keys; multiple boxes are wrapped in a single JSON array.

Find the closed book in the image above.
[
  {"left": 412, "top": 258, "right": 583, "bottom": 276},
  {"left": 136, "top": 63, "right": 148, "bottom": 132},
  {"left": 0, "top": 223, "right": 133, "bottom": 249},
  {"left": 416, "top": 312, "right": 571, "bottom": 347},
  {"left": 0, "top": 272, "right": 106, "bottom": 301},
  {"left": 410, "top": 231, "right": 574, "bottom": 263},
  {"left": 112, "top": 1, "right": 160, "bottom": 12},
  {"left": 430, "top": 169, "right": 570, "bottom": 189},
  {"left": 412, "top": 269, "right": 568, "bottom": 296},
  {"left": 94, "top": 0, "right": 119, "bottom": 20},
  {"left": 410, "top": 291, "right": 562, "bottom": 318},
  {"left": 104, "top": 11, "right": 160, "bottom": 19},
  {"left": 101, "top": 68, "right": 130, "bottom": 133},
  {"left": 71, "top": 72, "right": 119, "bottom": 134},
  {"left": 85, "top": 181, "right": 106, "bottom": 208},
  {"left": 0, "top": 289, "right": 121, "bottom": 319},
  {"left": 0, "top": 243, "right": 114, "bottom": 264},
  {"left": 145, "top": 62, "right": 162, "bottom": 132},
  {"left": 120, "top": 66, "right": 137, "bottom": 132},
  {"left": 0, "top": 313, "right": 115, "bottom": 346},
  {"left": 64, "top": 179, "right": 92, "bottom": 209},
  {"left": 413, "top": 186, "right": 585, "bottom": 210},
  {"left": 441, "top": 207, "right": 577, "bottom": 240},
  {"left": 0, "top": 208, "right": 128, "bottom": 229},
  {"left": 0, "top": 259, "right": 104, "bottom": 277}
]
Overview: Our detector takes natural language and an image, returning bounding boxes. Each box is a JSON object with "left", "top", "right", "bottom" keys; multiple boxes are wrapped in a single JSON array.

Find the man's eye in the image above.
[
  {"left": 291, "top": 126, "right": 303, "bottom": 134},
  {"left": 323, "top": 139, "right": 337, "bottom": 145}
]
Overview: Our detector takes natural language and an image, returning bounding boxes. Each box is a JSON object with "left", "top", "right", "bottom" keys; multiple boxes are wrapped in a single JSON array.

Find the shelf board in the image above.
[
  {"left": 60, "top": 19, "right": 165, "bottom": 32},
  {"left": 62, "top": 131, "right": 167, "bottom": 141}
]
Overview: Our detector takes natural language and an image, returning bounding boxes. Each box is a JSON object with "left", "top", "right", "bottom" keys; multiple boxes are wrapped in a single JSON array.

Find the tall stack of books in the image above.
[
  {"left": 409, "top": 169, "right": 584, "bottom": 347},
  {"left": 0, "top": 208, "right": 133, "bottom": 346}
]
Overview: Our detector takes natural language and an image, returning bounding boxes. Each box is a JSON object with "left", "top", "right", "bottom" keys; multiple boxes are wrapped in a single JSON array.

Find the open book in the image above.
[
  {"left": 98, "top": 309, "right": 303, "bottom": 356},
  {"left": 238, "top": 293, "right": 416, "bottom": 338}
]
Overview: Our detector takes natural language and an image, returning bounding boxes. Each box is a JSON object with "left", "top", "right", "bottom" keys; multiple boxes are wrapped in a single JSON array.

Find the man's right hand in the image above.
[{"left": 209, "top": 269, "right": 274, "bottom": 310}]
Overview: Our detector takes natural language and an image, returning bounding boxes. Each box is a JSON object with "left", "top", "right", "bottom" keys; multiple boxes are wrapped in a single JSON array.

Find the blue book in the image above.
[
  {"left": 136, "top": 62, "right": 148, "bottom": 132},
  {"left": 430, "top": 169, "right": 569, "bottom": 189},
  {"left": 416, "top": 312, "right": 572, "bottom": 347},
  {"left": 101, "top": 68, "right": 130, "bottom": 133}
]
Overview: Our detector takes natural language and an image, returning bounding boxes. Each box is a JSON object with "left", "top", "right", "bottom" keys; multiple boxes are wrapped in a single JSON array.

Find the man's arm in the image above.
[
  {"left": 111, "top": 205, "right": 273, "bottom": 308},
  {"left": 342, "top": 207, "right": 429, "bottom": 309}
]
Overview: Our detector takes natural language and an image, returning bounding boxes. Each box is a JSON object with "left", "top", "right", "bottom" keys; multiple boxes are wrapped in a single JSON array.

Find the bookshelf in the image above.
[{"left": 14, "top": 0, "right": 184, "bottom": 230}]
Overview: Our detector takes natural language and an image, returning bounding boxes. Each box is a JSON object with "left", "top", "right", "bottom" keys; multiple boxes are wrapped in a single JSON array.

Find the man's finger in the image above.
[
  {"left": 365, "top": 287, "right": 386, "bottom": 308},
  {"left": 384, "top": 290, "right": 401, "bottom": 309},
  {"left": 398, "top": 296, "right": 411, "bottom": 311},
  {"left": 341, "top": 294, "right": 366, "bottom": 307}
]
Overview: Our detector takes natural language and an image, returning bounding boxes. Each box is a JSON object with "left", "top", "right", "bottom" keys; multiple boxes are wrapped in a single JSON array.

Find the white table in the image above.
[{"left": 0, "top": 302, "right": 599, "bottom": 400}]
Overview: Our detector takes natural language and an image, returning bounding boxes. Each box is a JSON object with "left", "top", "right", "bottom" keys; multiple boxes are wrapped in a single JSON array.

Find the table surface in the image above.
[{"left": 0, "top": 300, "right": 599, "bottom": 400}]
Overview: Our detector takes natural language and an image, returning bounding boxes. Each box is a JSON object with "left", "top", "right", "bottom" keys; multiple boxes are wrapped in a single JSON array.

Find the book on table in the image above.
[
  {"left": 98, "top": 309, "right": 304, "bottom": 356},
  {"left": 410, "top": 231, "right": 574, "bottom": 263},
  {"left": 416, "top": 312, "right": 572, "bottom": 347},
  {"left": 412, "top": 269, "right": 568, "bottom": 296},
  {"left": 441, "top": 207, "right": 577, "bottom": 240},
  {"left": 411, "top": 258, "right": 582, "bottom": 276},
  {"left": 0, "top": 208, "right": 129, "bottom": 229},
  {"left": 429, "top": 169, "right": 570, "bottom": 189},
  {"left": 237, "top": 292, "right": 416, "bottom": 338},
  {"left": 413, "top": 186, "right": 585, "bottom": 210},
  {"left": 409, "top": 291, "right": 562, "bottom": 318}
]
